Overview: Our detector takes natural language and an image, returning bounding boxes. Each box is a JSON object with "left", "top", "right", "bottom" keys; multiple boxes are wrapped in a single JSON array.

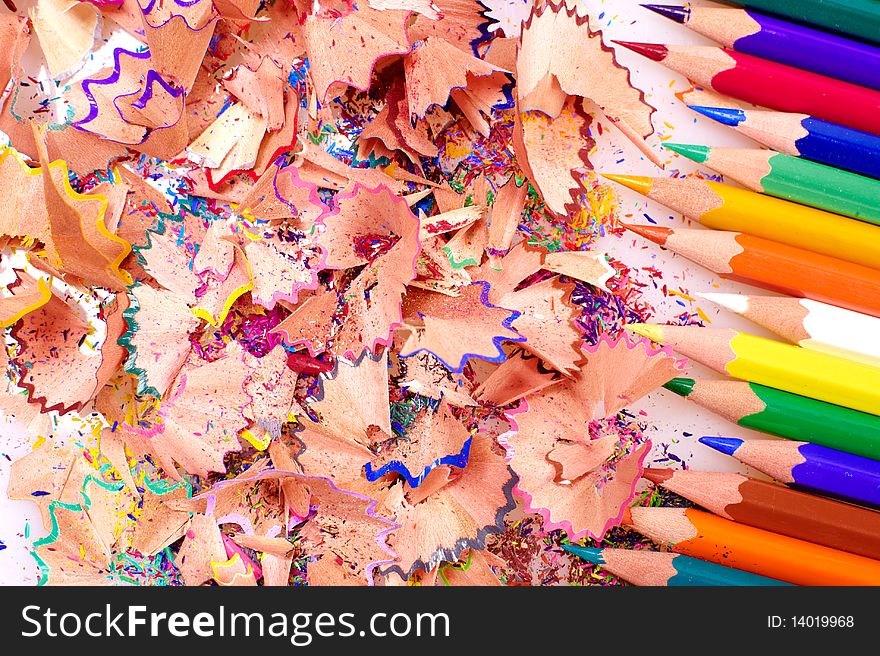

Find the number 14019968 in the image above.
[{"left": 768, "top": 616, "right": 854, "bottom": 628}]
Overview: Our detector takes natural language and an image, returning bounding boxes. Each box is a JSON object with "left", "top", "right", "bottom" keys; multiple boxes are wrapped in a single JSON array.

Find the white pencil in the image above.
[{"left": 698, "top": 292, "right": 880, "bottom": 368}]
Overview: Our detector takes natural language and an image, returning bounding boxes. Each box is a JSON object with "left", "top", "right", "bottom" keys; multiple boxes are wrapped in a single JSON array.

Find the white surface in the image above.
[{"left": 0, "top": 0, "right": 783, "bottom": 584}]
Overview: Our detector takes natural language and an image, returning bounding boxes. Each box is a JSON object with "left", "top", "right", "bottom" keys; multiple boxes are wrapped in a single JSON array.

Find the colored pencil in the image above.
[
  {"left": 701, "top": 436, "right": 880, "bottom": 508},
  {"left": 698, "top": 292, "right": 880, "bottom": 367},
  {"left": 642, "top": 5, "right": 880, "bottom": 90},
  {"left": 687, "top": 106, "right": 880, "bottom": 180},
  {"left": 625, "top": 506, "right": 880, "bottom": 585},
  {"left": 714, "top": 0, "right": 880, "bottom": 47},
  {"left": 644, "top": 468, "right": 880, "bottom": 560},
  {"left": 622, "top": 224, "right": 880, "bottom": 318},
  {"left": 662, "top": 143, "right": 880, "bottom": 226},
  {"left": 626, "top": 324, "right": 880, "bottom": 416},
  {"left": 614, "top": 41, "right": 880, "bottom": 135},
  {"left": 663, "top": 377, "right": 880, "bottom": 461},
  {"left": 562, "top": 545, "right": 791, "bottom": 586},
  {"left": 604, "top": 174, "right": 880, "bottom": 268}
]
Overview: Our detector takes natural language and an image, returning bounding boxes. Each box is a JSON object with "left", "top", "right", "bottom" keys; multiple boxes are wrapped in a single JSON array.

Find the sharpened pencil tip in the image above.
[
  {"left": 602, "top": 173, "right": 654, "bottom": 195},
  {"left": 625, "top": 323, "right": 666, "bottom": 343},
  {"left": 562, "top": 545, "right": 605, "bottom": 565},
  {"left": 699, "top": 436, "right": 744, "bottom": 456},
  {"left": 611, "top": 40, "right": 669, "bottom": 62},
  {"left": 688, "top": 105, "right": 747, "bottom": 127},
  {"left": 641, "top": 4, "right": 689, "bottom": 23},
  {"left": 642, "top": 468, "right": 674, "bottom": 485},
  {"left": 619, "top": 222, "right": 672, "bottom": 245},
  {"left": 662, "top": 142, "right": 710, "bottom": 163},
  {"left": 662, "top": 377, "right": 696, "bottom": 397},
  {"left": 695, "top": 292, "right": 750, "bottom": 315}
]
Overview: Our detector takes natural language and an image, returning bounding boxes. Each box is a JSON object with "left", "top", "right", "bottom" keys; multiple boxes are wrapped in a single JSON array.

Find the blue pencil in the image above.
[
  {"left": 701, "top": 437, "right": 880, "bottom": 509},
  {"left": 563, "top": 545, "right": 792, "bottom": 586},
  {"left": 688, "top": 106, "right": 880, "bottom": 180}
]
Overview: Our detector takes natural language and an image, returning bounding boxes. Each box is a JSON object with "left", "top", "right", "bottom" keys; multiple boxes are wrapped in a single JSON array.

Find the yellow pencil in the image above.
[
  {"left": 604, "top": 174, "right": 880, "bottom": 270},
  {"left": 626, "top": 324, "right": 880, "bottom": 415}
]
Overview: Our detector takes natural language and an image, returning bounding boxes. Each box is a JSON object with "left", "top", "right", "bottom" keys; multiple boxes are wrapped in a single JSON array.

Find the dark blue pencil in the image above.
[{"left": 689, "top": 105, "right": 880, "bottom": 180}]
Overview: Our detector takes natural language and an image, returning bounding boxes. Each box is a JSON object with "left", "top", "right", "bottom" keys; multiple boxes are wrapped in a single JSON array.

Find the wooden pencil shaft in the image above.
[{"left": 648, "top": 468, "right": 880, "bottom": 559}]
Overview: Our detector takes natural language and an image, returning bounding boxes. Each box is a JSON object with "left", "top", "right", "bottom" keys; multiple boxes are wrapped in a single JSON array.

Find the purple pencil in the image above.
[
  {"left": 701, "top": 437, "right": 880, "bottom": 508},
  {"left": 644, "top": 4, "right": 880, "bottom": 91}
]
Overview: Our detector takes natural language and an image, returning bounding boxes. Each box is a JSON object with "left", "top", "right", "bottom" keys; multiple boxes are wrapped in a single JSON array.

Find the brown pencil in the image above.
[
  {"left": 623, "top": 224, "right": 880, "bottom": 317},
  {"left": 644, "top": 468, "right": 880, "bottom": 560}
]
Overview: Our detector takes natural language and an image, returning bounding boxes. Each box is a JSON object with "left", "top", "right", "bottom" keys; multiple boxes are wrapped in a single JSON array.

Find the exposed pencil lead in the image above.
[
  {"left": 611, "top": 40, "right": 669, "bottom": 62},
  {"left": 641, "top": 4, "right": 690, "bottom": 24},
  {"left": 688, "top": 105, "right": 747, "bottom": 126},
  {"left": 699, "top": 436, "right": 744, "bottom": 456}
]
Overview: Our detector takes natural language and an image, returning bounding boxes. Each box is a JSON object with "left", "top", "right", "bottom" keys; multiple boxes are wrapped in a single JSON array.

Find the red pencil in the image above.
[{"left": 616, "top": 42, "right": 880, "bottom": 135}]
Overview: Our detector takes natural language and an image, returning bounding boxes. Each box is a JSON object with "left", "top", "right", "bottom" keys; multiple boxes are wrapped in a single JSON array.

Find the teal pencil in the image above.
[{"left": 563, "top": 545, "right": 792, "bottom": 586}]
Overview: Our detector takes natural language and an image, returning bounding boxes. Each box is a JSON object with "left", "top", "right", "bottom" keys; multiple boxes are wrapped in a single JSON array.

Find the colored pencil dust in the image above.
[
  {"left": 642, "top": 4, "right": 880, "bottom": 90},
  {"left": 701, "top": 437, "right": 880, "bottom": 508},
  {"left": 644, "top": 468, "right": 880, "bottom": 560},
  {"left": 623, "top": 225, "right": 880, "bottom": 317},
  {"left": 663, "top": 377, "right": 880, "bottom": 461},
  {"left": 0, "top": 0, "right": 700, "bottom": 589},
  {"left": 6, "top": 0, "right": 879, "bottom": 595},
  {"left": 563, "top": 545, "right": 791, "bottom": 586},
  {"left": 615, "top": 41, "right": 880, "bottom": 135},
  {"left": 605, "top": 173, "right": 880, "bottom": 267},
  {"left": 698, "top": 292, "right": 880, "bottom": 367},
  {"left": 626, "top": 506, "right": 880, "bottom": 585},
  {"left": 663, "top": 143, "right": 880, "bottom": 226},
  {"left": 687, "top": 106, "right": 880, "bottom": 180},
  {"left": 627, "top": 325, "right": 880, "bottom": 416}
]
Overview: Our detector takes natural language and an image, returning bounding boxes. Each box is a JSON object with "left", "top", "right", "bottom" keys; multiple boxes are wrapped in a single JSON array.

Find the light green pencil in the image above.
[{"left": 665, "top": 143, "right": 880, "bottom": 226}]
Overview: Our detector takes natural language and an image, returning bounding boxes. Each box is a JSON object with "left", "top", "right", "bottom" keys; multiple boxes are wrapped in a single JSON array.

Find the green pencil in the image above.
[
  {"left": 718, "top": 0, "right": 880, "bottom": 46},
  {"left": 664, "top": 143, "right": 880, "bottom": 226},
  {"left": 663, "top": 377, "right": 880, "bottom": 461}
]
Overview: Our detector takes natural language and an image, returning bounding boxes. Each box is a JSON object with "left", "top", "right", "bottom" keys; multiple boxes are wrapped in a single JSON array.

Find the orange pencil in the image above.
[
  {"left": 626, "top": 506, "right": 880, "bottom": 586},
  {"left": 624, "top": 224, "right": 880, "bottom": 317}
]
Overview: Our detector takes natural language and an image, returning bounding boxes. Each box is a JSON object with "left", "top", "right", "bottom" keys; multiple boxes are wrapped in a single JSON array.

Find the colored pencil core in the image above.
[
  {"left": 625, "top": 323, "right": 666, "bottom": 343},
  {"left": 619, "top": 223, "right": 670, "bottom": 245},
  {"left": 641, "top": 4, "right": 689, "bottom": 24},
  {"left": 641, "top": 468, "right": 673, "bottom": 485},
  {"left": 601, "top": 174, "right": 653, "bottom": 195},
  {"left": 689, "top": 105, "right": 746, "bottom": 126},
  {"left": 612, "top": 40, "right": 669, "bottom": 62},
  {"left": 562, "top": 545, "right": 604, "bottom": 565},
  {"left": 663, "top": 142, "right": 710, "bottom": 163},
  {"left": 701, "top": 436, "right": 744, "bottom": 456},
  {"left": 662, "top": 377, "right": 695, "bottom": 396}
]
